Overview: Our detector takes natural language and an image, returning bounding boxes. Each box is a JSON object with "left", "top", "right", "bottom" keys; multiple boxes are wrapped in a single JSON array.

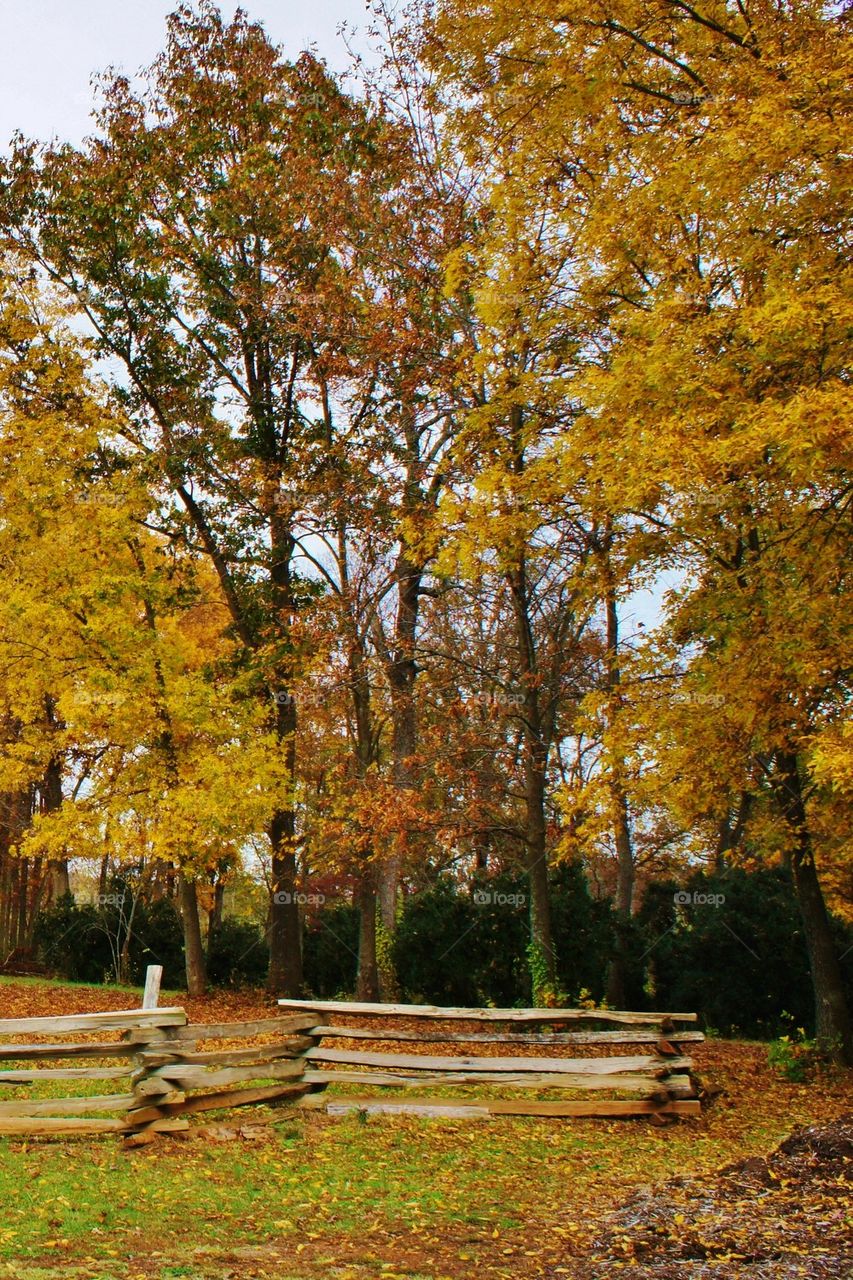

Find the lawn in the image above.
[{"left": 0, "top": 977, "right": 850, "bottom": 1279}]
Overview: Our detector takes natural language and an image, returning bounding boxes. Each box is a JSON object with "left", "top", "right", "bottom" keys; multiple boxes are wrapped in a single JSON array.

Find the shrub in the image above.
[
  {"left": 207, "top": 918, "right": 269, "bottom": 988},
  {"left": 394, "top": 878, "right": 481, "bottom": 1004},
  {"left": 393, "top": 865, "right": 623, "bottom": 1007},
  {"left": 33, "top": 896, "right": 113, "bottom": 983},
  {"left": 130, "top": 896, "right": 186, "bottom": 989},
  {"left": 767, "top": 1030, "right": 819, "bottom": 1083},
  {"left": 302, "top": 902, "right": 359, "bottom": 997},
  {"left": 550, "top": 862, "right": 627, "bottom": 1004},
  {"left": 34, "top": 888, "right": 187, "bottom": 988},
  {"left": 637, "top": 867, "right": 834, "bottom": 1038},
  {"left": 467, "top": 871, "right": 530, "bottom": 1005}
]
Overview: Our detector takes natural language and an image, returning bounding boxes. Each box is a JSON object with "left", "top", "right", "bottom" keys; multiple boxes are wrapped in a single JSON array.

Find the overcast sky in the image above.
[{"left": 0, "top": 0, "right": 373, "bottom": 150}]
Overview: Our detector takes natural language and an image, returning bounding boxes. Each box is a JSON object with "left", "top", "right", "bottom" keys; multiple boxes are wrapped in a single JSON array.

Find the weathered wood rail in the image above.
[{"left": 279, "top": 999, "right": 704, "bottom": 1120}]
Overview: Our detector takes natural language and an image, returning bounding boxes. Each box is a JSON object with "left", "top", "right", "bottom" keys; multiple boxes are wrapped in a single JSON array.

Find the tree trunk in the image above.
[
  {"left": 774, "top": 751, "right": 852, "bottom": 1064},
  {"left": 601, "top": 564, "right": 635, "bottom": 1008},
  {"left": 344, "top": 596, "right": 382, "bottom": 1004},
  {"left": 507, "top": 554, "right": 556, "bottom": 997},
  {"left": 266, "top": 508, "right": 304, "bottom": 996},
  {"left": 16, "top": 856, "right": 29, "bottom": 951},
  {"left": 267, "top": 819, "right": 302, "bottom": 996},
  {"left": 376, "top": 548, "right": 423, "bottom": 1000},
  {"left": 178, "top": 875, "right": 207, "bottom": 997},
  {"left": 266, "top": 676, "right": 303, "bottom": 995},
  {"left": 209, "top": 873, "right": 225, "bottom": 937},
  {"left": 524, "top": 747, "right": 556, "bottom": 996},
  {"left": 605, "top": 786, "right": 634, "bottom": 1009},
  {"left": 382, "top": 551, "right": 422, "bottom": 933},
  {"left": 25, "top": 856, "right": 47, "bottom": 946},
  {"left": 356, "top": 875, "right": 380, "bottom": 1001},
  {"left": 49, "top": 861, "right": 70, "bottom": 902},
  {"left": 0, "top": 853, "right": 9, "bottom": 957},
  {"left": 41, "top": 754, "right": 69, "bottom": 902},
  {"left": 119, "top": 925, "right": 133, "bottom": 986},
  {"left": 714, "top": 792, "right": 753, "bottom": 874},
  {"left": 0, "top": 790, "right": 30, "bottom": 957}
]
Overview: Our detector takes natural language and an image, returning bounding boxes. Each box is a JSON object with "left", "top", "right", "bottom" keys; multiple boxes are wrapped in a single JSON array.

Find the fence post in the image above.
[{"left": 142, "top": 965, "right": 163, "bottom": 1010}]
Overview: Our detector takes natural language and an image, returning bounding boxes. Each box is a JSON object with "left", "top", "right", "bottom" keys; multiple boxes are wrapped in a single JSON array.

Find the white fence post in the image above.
[{"left": 142, "top": 965, "right": 163, "bottom": 1010}]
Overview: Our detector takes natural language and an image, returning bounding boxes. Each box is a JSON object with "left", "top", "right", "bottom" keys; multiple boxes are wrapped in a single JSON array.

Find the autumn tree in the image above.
[
  {"left": 0, "top": 264, "right": 294, "bottom": 993},
  {"left": 0, "top": 2, "right": 459, "bottom": 992},
  {"left": 422, "top": 0, "right": 852, "bottom": 1054}
]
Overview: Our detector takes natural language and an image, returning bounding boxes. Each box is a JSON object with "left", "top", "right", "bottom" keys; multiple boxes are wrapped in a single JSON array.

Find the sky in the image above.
[{"left": 0, "top": 0, "right": 373, "bottom": 150}]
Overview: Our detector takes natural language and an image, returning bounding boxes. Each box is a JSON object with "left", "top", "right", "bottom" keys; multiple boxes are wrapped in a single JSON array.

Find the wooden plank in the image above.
[
  {"left": 0, "top": 1116, "right": 128, "bottom": 1134},
  {"left": 278, "top": 1000, "right": 698, "bottom": 1025},
  {"left": 131, "top": 1089, "right": 186, "bottom": 1110},
  {"left": 319, "top": 1097, "right": 702, "bottom": 1118},
  {"left": 309, "top": 1026, "right": 705, "bottom": 1046},
  {"left": 0, "top": 1041, "right": 145, "bottom": 1061},
  {"left": 0, "top": 1008, "right": 187, "bottom": 1037},
  {"left": 0, "top": 1093, "right": 138, "bottom": 1116},
  {"left": 138, "top": 1040, "right": 311, "bottom": 1069},
  {"left": 327, "top": 1100, "right": 492, "bottom": 1118},
  {"left": 458, "top": 1096, "right": 702, "bottom": 1117},
  {"left": 129, "top": 1082, "right": 311, "bottom": 1126},
  {"left": 0, "top": 1066, "right": 130, "bottom": 1084},
  {"left": 122, "top": 1027, "right": 186, "bottom": 1045},
  {"left": 172, "top": 1081, "right": 311, "bottom": 1115},
  {"left": 142, "top": 965, "right": 163, "bottom": 1010},
  {"left": 126, "top": 1102, "right": 176, "bottom": 1126},
  {"left": 123, "top": 1129, "right": 160, "bottom": 1148},
  {"left": 167, "top": 1016, "right": 318, "bottom": 1042},
  {"left": 303, "top": 1047, "right": 691, "bottom": 1075},
  {"left": 143, "top": 1059, "right": 304, "bottom": 1090},
  {"left": 303, "top": 1069, "right": 672, "bottom": 1091}
]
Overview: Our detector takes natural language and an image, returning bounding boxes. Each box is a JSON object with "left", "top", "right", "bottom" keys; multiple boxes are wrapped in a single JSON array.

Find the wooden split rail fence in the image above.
[
  {"left": 0, "top": 999, "right": 703, "bottom": 1137},
  {"left": 0, "top": 1006, "right": 314, "bottom": 1139},
  {"left": 279, "top": 999, "right": 704, "bottom": 1120}
]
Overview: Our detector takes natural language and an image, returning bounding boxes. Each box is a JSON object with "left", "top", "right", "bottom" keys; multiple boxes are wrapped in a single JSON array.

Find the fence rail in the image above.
[{"left": 279, "top": 999, "right": 704, "bottom": 1120}]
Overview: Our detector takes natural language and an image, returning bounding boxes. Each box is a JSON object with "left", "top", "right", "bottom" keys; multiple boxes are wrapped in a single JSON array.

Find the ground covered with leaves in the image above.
[
  {"left": 0, "top": 978, "right": 850, "bottom": 1279},
  {"left": 561, "top": 1116, "right": 852, "bottom": 1279}
]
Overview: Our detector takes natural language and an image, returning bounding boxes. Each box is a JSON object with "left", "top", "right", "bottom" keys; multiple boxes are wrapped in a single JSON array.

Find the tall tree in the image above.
[
  {"left": 1, "top": 3, "right": 449, "bottom": 992},
  {"left": 422, "top": 0, "right": 852, "bottom": 1052}
]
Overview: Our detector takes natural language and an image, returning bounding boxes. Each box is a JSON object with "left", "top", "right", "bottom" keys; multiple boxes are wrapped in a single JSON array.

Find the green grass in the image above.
[
  {"left": 0, "top": 1084, "right": 834, "bottom": 1280},
  {"left": 0, "top": 1108, "right": 677, "bottom": 1278}
]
